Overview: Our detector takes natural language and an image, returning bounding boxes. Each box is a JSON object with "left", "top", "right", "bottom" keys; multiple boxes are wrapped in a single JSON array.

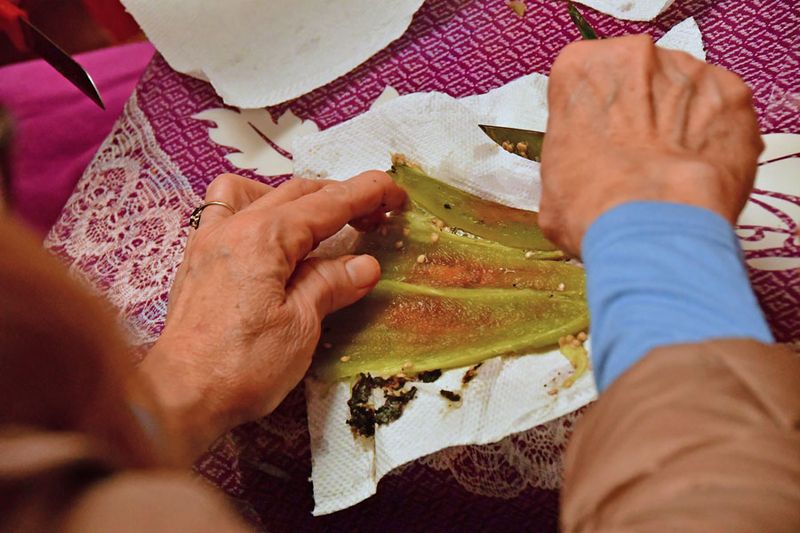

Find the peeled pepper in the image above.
[{"left": 312, "top": 161, "right": 588, "bottom": 382}]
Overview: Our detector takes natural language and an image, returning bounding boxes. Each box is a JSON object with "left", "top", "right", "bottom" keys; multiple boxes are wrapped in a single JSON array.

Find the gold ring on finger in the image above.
[{"left": 188, "top": 201, "right": 236, "bottom": 229}]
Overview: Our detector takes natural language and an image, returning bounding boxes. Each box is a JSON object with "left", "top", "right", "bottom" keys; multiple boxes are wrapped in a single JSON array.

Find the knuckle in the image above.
[
  {"left": 323, "top": 182, "right": 350, "bottom": 197},
  {"left": 664, "top": 49, "right": 706, "bottom": 80},
  {"left": 537, "top": 208, "right": 556, "bottom": 236},
  {"left": 552, "top": 40, "right": 589, "bottom": 79},
  {"left": 633, "top": 38, "right": 657, "bottom": 67},
  {"left": 630, "top": 33, "right": 655, "bottom": 49},
  {"left": 260, "top": 212, "right": 289, "bottom": 247},
  {"left": 276, "top": 177, "right": 300, "bottom": 191},
  {"left": 206, "top": 173, "right": 239, "bottom": 195},
  {"left": 272, "top": 212, "right": 314, "bottom": 257},
  {"left": 278, "top": 177, "right": 310, "bottom": 194},
  {"left": 712, "top": 66, "right": 752, "bottom": 101},
  {"left": 685, "top": 62, "right": 709, "bottom": 87}
]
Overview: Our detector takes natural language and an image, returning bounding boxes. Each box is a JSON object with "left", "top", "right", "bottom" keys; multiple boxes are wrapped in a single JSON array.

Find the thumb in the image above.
[{"left": 287, "top": 255, "right": 381, "bottom": 318}]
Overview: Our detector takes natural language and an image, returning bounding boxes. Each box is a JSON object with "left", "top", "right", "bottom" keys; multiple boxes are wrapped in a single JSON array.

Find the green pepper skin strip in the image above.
[
  {"left": 313, "top": 280, "right": 589, "bottom": 381},
  {"left": 358, "top": 209, "right": 585, "bottom": 294},
  {"left": 567, "top": 1, "right": 600, "bottom": 40},
  {"left": 389, "top": 164, "right": 558, "bottom": 251}
]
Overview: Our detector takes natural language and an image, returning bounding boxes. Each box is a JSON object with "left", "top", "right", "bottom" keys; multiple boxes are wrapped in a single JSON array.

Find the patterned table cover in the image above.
[{"left": 45, "top": 1, "right": 799, "bottom": 531}]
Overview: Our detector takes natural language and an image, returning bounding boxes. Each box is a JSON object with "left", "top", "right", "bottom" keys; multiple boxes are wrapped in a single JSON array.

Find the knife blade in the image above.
[
  {"left": 478, "top": 124, "right": 545, "bottom": 162},
  {"left": 479, "top": 3, "right": 598, "bottom": 162},
  {"left": 19, "top": 18, "right": 105, "bottom": 109}
]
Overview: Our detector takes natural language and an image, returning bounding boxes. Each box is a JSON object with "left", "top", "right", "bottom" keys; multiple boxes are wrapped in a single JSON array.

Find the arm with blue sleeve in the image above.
[
  {"left": 581, "top": 201, "right": 774, "bottom": 391},
  {"left": 561, "top": 201, "right": 800, "bottom": 532}
]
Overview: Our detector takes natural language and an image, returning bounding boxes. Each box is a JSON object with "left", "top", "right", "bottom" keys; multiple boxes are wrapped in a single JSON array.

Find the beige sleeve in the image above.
[
  {"left": 62, "top": 471, "right": 252, "bottom": 533},
  {"left": 561, "top": 339, "right": 800, "bottom": 533},
  {"left": 0, "top": 429, "right": 250, "bottom": 533}
]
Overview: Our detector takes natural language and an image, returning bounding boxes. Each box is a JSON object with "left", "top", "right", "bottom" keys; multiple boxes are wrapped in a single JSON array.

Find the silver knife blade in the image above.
[
  {"left": 479, "top": 4, "right": 597, "bottom": 163},
  {"left": 19, "top": 18, "right": 105, "bottom": 109},
  {"left": 478, "top": 124, "right": 545, "bottom": 162}
]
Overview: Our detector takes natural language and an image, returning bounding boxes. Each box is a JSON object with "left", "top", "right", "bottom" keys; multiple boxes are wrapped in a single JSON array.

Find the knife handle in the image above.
[{"left": 0, "top": 0, "right": 27, "bottom": 51}]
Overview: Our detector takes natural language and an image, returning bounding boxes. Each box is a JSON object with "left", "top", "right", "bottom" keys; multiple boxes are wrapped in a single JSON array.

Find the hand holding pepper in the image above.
[{"left": 141, "top": 171, "right": 405, "bottom": 461}]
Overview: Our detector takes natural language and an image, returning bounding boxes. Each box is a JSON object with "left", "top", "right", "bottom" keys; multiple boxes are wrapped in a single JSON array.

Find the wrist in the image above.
[
  {"left": 139, "top": 335, "right": 229, "bottom": 464},
  {"left": 568, "top": 157, "right": 733, "bottom": 256},
  {"left": 582, "top": 201, "right": 772, "bottom": 389}
]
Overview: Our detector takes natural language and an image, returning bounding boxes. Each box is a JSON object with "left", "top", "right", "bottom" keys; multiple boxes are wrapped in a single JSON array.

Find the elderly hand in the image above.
[
  {"left": 538, "top": 35, "right": 763, "bottom": 256},
  {"left": 140, "top": 172, "right": 405, "bottom": 462}
]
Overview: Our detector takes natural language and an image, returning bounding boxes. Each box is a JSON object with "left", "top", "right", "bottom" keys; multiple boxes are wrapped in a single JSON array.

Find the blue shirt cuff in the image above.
[{"left": 582, "top": 201, "right": 773, "bottom": 391}]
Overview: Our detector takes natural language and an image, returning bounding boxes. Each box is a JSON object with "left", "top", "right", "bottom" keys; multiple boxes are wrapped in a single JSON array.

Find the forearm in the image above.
[
  {"left": 562, "top": 201, "right": 800, "bottom": 530},
  {"left": 562, "top": 339, "right": 800, "bottom": 532},
  {"left": 582, "top": 201, "right": 773, "bottom": 390}
]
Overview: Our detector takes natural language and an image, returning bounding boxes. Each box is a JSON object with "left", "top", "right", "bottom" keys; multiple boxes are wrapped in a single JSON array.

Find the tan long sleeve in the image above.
[
  {"left": 0, "top": 429, "right": 250, "bottom": 532},
  {"left": 562, "top": 339, "right": 800, "bottom": 532}
]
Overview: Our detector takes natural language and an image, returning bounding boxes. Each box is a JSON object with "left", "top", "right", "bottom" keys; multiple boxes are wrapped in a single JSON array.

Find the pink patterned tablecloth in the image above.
[{"left": 45, "top": 1, "right": 799, "bottom": 531}]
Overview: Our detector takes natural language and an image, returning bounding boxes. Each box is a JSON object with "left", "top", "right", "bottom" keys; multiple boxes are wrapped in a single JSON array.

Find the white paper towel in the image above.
[
  {"left": 120, "top": 0, "right": 424, "bottom": 109},
  {"left": 295, "top": 17, "right": 704, "bottom": 516},
  {"left": 576, "top": 0, "right": 677, "bottom": 21}
]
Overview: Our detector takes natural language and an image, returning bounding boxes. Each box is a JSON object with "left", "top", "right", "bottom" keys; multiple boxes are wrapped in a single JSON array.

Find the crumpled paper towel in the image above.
[
  {"left": 293, "top": 18, "right": 704, "bottom": 516},
  {"left": 120, "top": 0, "right": 424, "bottom": 109},
  {"left": 576, "top": 0, "right": 676, "bottom": 21}
]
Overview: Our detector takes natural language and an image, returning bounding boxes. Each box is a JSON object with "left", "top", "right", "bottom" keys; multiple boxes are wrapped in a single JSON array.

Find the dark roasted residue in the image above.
[
  {"left": 373, "top": 375, "right": 408, "bottom": 391},
  {"left": 346, "top": 373, "right": 419, "bottom": 438},
  {"left": 375, "top": 387, "right": 418, "bottom": 425},
  {"left": 417, "top": 369, "right": 442, "bottom": 383},
  {"left": 350, "top": 373, "right": 373, "bottom": 404},
  {"left": 347, "top": 404, "right": 376, "bottom": 437},
  {"left": 346, "top": 373, "right": 377, "bottom": 437},
  {"left": 439, "top": 389, "right": 461, "bottom": 402},
  {"left": 462, "top": 362, "right": 483, "bottom": 385}
]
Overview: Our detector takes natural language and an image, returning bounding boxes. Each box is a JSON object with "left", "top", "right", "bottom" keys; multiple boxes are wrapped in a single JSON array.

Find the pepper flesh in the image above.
[
  {"left": 559, "top": 343, "right": 589, "bottom": 388},
  {"left": 314, "top": 280, "right": 588, "bottom": 381},
  {"left": 358, "top": 209, "right": 584, "bottom": 293},
  {"left": 389, "top": 163, "right": 558, "bottom": 251},
  {"left": 314, "top": 162, "right": 588, "bottom": 382}
]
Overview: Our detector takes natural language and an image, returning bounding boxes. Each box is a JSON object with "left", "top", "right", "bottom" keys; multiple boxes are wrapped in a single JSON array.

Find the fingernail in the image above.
[{"left": 345, "top": 255, "right": 379, "bottom": 289}]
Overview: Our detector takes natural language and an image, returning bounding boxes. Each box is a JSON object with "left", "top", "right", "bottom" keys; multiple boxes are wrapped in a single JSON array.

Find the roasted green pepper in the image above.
[
  {"left": 314, "top": 161, "right": 588, "bottom": 383},
  {"left": 390, "top": 162, "right": 558, "bottom": 251},
  {"left": 313, "top": 280, "right": 588, "bottom": 381},
  {"left": 358, "top": 209, "right": 583, "bottom": 293}
]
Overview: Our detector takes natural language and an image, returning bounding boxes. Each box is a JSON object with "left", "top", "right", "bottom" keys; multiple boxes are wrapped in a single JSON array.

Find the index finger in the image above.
[{"left": 273, "top": 170, "right": 406, "bottom": 263}]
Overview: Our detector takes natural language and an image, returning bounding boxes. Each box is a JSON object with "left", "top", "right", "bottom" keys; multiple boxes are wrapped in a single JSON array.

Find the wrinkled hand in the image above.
[
  {"left": 140, "top": 172, "right": 405, "bottom": 461},
  {"left": 539, "top": 35, "right": 763, "bottom": 256}
]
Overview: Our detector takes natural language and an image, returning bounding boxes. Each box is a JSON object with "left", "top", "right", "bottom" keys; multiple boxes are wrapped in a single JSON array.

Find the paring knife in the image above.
[
  {"left": 478, "top": 124, "right": 545, "bottom": 163},
  {"left": 479, "top": 3, "right": 599, "bottom": 161},
  {"left": 0, "top": 0, "right": 105, "bottom": 109}
]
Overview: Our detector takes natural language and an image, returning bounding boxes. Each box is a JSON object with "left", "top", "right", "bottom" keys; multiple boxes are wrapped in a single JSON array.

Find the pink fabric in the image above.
[{"left": 0, "top": 41, "right": 154, "bottom": 236}]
